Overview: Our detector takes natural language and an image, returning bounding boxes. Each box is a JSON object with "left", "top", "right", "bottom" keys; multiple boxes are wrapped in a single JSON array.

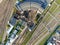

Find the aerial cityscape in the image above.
[{"left": 0, "top": 0, "right": 60, "bottom": 45}]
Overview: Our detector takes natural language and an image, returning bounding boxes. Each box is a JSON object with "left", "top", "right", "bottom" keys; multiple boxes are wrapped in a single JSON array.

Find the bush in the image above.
[{"left": 36, "top": 13, "right": 41, "bottom": 21}]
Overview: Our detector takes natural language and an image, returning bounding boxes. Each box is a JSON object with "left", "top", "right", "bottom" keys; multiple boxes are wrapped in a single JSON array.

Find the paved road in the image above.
[{"left": 0, "top": 0, "right": 16, "bottom": 43}]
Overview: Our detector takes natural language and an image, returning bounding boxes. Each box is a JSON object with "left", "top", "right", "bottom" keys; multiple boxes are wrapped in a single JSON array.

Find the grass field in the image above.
[
  {"left": 21, "top": 21, "right": 42, "bottom": 45},
  {"left": 39, "top": 25, "right": 60, "bottom": 45},
  {"left": 0, "top": 31, "right": 4, "bottom": 43},
  {"left": 51, "top": 5, "right": 60, "bottom": 20},
  {"left": 49, "top": 2, "right": 57, "bottom": 13},
  {"left": 0, "top": 36, "right": 2, "bottom": 43},
  {"left": 53, "top": 6, "right": 60, "bottom": 16},
  {"left": 42, "top": 12, "right": 53, "bottom": 25},
  {"left": 56, "top": 0, "right": 60, "bottom": 4},
  {"left": 32, "top": 28, "right": 48, "bottom": 45},
  {"left": 39, "top": 34, "right": 50, "bottom": 45},
  {"left": 21, "top": 30, "right": 35, "bottom": 45},
  {"left": 39, "top": 0, "right": 60, "bottom": 45}
]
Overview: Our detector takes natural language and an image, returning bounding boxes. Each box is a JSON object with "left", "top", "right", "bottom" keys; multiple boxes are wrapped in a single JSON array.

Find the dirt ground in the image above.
[{"left": 0, "top": 0, "right": 16, "bottom": 42}]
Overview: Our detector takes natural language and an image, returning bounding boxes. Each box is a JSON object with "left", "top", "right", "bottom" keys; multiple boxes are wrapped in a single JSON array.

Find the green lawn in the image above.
[
  {"left": 39, "top": 34, "right": 50, "bottom": 45},
  {"left": 56, "top": 0, "right": 60, "bottom": 4},
  {"left": 39, "top": 31, "right": 55, "bottom": 45},
  {"left": 0, "top": 31, "right": 4, "bottom": 43},
  {"left": 4, "top": 36, "right": 8, "bottom": 45},
  {"left": 42, "top": 13, "right": 52, "bottom": 25},
  {"left": 53, "top": 6, "right": 60, "bottom": 15},
  {"left": 21, "top": 24, "right": 38, "bottom": 45},
  {"left": 6, "top": 24, "right": 10, "bottom": 29},
  {"left": 0, "top": 36, "right": 2, "bottom": 43},
  {"left": 49, "top": 2, "right": 57, "bottom": 13},
  {"left": 44, "top": 13, "right": 51, "bottom": 20},
  {"left": 39, "top": 25, "right": 60, "bottom": 45},
  {"left": 21, "top": 30, "right": 35, "bottom": 45},
  {"left": 33, "top": 29, "right": 48, "bottom": 45}
]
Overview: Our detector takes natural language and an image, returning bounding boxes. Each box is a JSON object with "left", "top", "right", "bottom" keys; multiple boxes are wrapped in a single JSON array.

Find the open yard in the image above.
[
  {"left": 46, "top": 19, "right": 58, "bottom": 30},
  {"left": 39, "top": 25, "right": 60, "bottom": 45},
  {"left": 53, "top": 6, "right": 60, "bottom": 16},
  {"left": 55, "top": 0, "right": 60, "bottom": 4},
  {"left": 0, "top": 31, "right": 4, "bottom": 43},
  {"left": 53, "top": 6, "right": 60, "bottom": 21},
  {"left": 38, "top": 0, "right": 60, "bottom": 45},
  {"left": 49, "top": 2, "right": 57, "bottom": 13},
  {"left": 39, "top": 33, "right": 50, "bottom": 45},
  {"left": 42, "top": 12, "right": 53, "bottom": 26},
  {"left": 32, "top": 27, "right": 48, "bottom": 45}
]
